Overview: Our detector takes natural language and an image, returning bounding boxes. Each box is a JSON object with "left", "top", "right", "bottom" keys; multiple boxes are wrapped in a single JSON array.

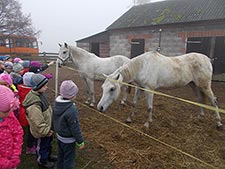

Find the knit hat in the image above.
[
  {"left": 3, "top": 55, "right": 10, "bottom": 61},
  {"left": 4, "top": 61, "right": 13, "bottom": 69},
  {"left": 21, "top": 60, "right": 30, "bottom": 68},
  {"left": 30, "top": 61, "right": 42, "bottom": 68},
  {"left": 30, "top": 74, "right": 48, "bottom": 91},
  {"left": 0, "top": 85, "right": 20, "bottom": 113},
  {"left": 43, "top": 73, "right": 53, "bottom": 79},
  {"left": 0, "top": 74, "right": 13, "bottom": 86},
  {"left": 13, "top": 57, "right": 22, "bottom": 63},
  {"left": 60, "top": 80, "right": 79, "bottom": 99},
  {"left": 29, "top": 66, "right": 41, "bottom": 73},
  {"left": 13, "top": 63, "right": 24, "bottom": 73},
  {"left": 23, "top": 72, "right": 34, "bottom": 87}
]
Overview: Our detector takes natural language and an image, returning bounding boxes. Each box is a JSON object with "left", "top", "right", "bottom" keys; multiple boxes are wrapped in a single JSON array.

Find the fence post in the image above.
[
  {"left": 43, "top": 52, "right": 47, "bottom": 63},
  {"left": 55, "top": 59, "right": 59, "bottom": 97}
]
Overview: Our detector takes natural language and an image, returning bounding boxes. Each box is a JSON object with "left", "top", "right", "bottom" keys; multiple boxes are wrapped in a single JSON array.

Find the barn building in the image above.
[{"left": 76, "top": 0, "right": 225, "bottom": 74}]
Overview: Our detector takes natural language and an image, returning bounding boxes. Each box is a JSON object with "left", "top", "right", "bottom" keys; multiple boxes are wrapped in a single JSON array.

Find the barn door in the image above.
[
  {"left": 90, "top": 42, "right": 100, "bottom": 56},
  {"left": 186, "top": 37, "right": 210, "bottom": 55},
  {"left": 130, "top": 39, "right": 145, "bottom": 58},
  {"left": 213, "top": 37, "right": 225, "bottom": 74},
  {"left": 186, "top": 37, "right": 225, "bottom": 74}
]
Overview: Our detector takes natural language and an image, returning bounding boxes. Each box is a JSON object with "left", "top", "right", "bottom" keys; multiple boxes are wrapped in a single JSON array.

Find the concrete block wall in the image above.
[
  {"left": 77, "top": 43, "right": 89, "bottom": 52},
  {"left": 109, "top": 23, "right": 225, "bottom": 57},
  {"left": 100, "top": 42, "right": 109, "bottom": 57}
]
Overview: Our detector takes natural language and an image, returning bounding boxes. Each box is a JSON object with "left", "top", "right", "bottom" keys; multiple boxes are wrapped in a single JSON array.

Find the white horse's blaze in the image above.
[
  {"left": 58, "top": 43, "right": 130, "bottom": 106},
  {"left": 97, "top": 51, "right": 223, "bottom": 129}
]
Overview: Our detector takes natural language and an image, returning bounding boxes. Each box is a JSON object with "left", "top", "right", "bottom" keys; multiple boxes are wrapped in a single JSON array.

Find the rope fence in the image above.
[
  {"left": 62, "top": 64, "right": 225, "bottom": 114},
  {"left": 53, "top": 62, "right": 225, "bottom": 168}
]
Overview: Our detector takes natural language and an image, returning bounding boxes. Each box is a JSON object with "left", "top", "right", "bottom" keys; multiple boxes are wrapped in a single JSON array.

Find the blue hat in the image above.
[
  {"left": 21, "top": 60, "right": 31, "bottom": 68},
  {"left": 0, "top": 55, "right": 10, "bottom": 61}
]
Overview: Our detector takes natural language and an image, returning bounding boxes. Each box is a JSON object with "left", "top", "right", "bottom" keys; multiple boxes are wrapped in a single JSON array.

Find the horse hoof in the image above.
[
  {"left": 217, "top": 124, "right": 223, "bottom": 130},
  {"left": 126, "top": 117, "right": 132, "bottom": 123},
  {"left": 144, "top": 122, "right": 150, "bottom": 128},
  {"left": 120, "top": 100, "right": 126, "bottom": 105},
  {"left": 85, "top": 101, "right": 89, "bottom": 105},
  {"left": 89, "top": 103, "right": 94, "bottom": 107}
]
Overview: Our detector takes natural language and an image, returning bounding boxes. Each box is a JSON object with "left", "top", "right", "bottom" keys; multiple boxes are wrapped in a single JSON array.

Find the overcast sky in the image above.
[{"left": 19, "top": 0, "right": 162, "bottom": 53}]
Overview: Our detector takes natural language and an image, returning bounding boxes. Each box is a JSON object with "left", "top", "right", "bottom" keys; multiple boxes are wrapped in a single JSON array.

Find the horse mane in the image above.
[
  {"left": 69, "top": 45, "right": 96, "bottom": 59},
  {"left": 119, "top": 51, "right": 160, "bottom": 82}
]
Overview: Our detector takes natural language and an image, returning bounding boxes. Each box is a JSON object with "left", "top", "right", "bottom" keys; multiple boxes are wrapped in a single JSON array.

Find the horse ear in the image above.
[
  {"left": 102, "top": 73, "right": 108, "bottom": 79},
  {"left": 58, "top": 43, "right": 62, "bottom": 47},
  {"left": 116, "top": 73, "right": 120, "bottom": 80},
  {"left": 64, "top": 43, "right": 68, "bottom": 48}
]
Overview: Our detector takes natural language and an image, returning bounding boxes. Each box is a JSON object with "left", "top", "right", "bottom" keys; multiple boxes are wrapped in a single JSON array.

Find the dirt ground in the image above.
[{"left": 46, "top": 65, "right": 225, "bottom": 169}]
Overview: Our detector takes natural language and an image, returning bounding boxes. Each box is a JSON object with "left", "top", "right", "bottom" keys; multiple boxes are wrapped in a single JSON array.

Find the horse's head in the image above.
[
  {"left": 97, "top": 71, "right": 123, "bottom": 112},
  {"left": 58, "top": 43, "right": 70, "bottom": 66}
]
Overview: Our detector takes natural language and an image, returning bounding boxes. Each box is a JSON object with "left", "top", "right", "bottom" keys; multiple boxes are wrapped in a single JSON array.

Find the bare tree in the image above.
[{"left": 0, "top": 0, "right": 40, "bottom": 37}]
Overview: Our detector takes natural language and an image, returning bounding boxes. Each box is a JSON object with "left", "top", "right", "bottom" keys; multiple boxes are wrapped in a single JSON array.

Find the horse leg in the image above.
[
  {"left": 144, "top": 92, "right": 154, "bottom": 128},
  {"left": 86, "top": 78, "right": 95, "bottom": 107},
  {"left": 201, "top": 87, "right": 223, "bottom": 129},
  {"left": 189, "top": 82, "right": 205, "bottom": 120},
  {"left": 121, "top": 84, "right": 133, "bottom": 105},
  {"left": 83, "top": 78, "right": 91, "bottom": 105},
  {"left": 120, "top": 85, "right": 128, "bottom": 105},
  {"left": 126, "top": 87, "right": 142, "bottom": 123}
]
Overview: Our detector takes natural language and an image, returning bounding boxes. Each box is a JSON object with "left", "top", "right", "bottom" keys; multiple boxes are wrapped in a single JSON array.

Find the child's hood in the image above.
[{"left": 54, "top": 96, "right": 74, "bottom": 115}]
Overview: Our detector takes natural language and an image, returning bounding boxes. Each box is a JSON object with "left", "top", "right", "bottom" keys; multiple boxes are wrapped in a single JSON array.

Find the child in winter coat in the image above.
[
  {"left": 10, "top": 63, "right": 24, "bottom": 88},
  {"left": 53, "top": 80, "right": 85, "bottom": 169},
  {"left": 0, "top": 61, "right": 4, "bottom": 74},
  {"left": 0, "top": 73, "right": 13, "bottom": 89},
  {"left": 0, "top": 73, "right": 20, "bottom": 118},
  {"left": 0, "top": 85, "right": 24, "bottom": 169},
  {"left": 23, "top": 74, "right": 56, "bottom": 168},
  {"left": 3, "top": 61, "right": 13, "bottom": 74},
  {"left": 29, "top": 60, "right": 54, "bottom": 79},
  {"left": 17, "top": 72, "right": 37, "bottom": 154}
]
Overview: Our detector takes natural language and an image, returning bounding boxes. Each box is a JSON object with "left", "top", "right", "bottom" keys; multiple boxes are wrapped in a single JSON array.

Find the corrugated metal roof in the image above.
[{"left": 107, "top": 0, "right": 225, "bottom": 30}]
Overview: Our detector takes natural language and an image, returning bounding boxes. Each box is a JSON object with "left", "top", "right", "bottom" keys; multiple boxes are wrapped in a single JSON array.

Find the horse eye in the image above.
[
  {"left": 110, "top": 87, "right": 115, "bottom": 92},
  {"left": 63, "top": 51, "right": 67, "bottom": 54}
]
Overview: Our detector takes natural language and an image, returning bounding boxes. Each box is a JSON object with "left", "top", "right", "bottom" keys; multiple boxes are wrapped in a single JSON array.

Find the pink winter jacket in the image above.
[{"left": 0, "top": 111, "right": 24, "bottom": 169}]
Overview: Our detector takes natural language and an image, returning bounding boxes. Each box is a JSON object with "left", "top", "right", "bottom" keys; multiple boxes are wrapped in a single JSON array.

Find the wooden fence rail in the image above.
[{"left": 0, "top": 52, "right": 59, "bottom": 63}]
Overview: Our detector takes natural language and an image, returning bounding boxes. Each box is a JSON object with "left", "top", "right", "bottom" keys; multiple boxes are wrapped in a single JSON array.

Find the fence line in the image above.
[
  {"left": 64, "top": 65, "right": 225, "bottom": 115},
  {"left": 49, "top": 77, "right": 218, "bottom": 169},
  {"left": 0, "top": 52, "right": 59, "bottom": 63}
]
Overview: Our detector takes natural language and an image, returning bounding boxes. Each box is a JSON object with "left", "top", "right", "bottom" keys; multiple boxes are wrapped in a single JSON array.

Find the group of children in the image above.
[{"left": 0, "top": 55, "right": 85, "bottom": 169}]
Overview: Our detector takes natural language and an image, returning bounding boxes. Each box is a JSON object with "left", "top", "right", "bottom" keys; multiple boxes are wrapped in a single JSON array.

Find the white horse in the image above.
[
  {"left": 58, "top": 43, "right": 130, "bottom": 106},
  {"left": 97, "top": 51, "right": 223, "bottom": 129}
]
